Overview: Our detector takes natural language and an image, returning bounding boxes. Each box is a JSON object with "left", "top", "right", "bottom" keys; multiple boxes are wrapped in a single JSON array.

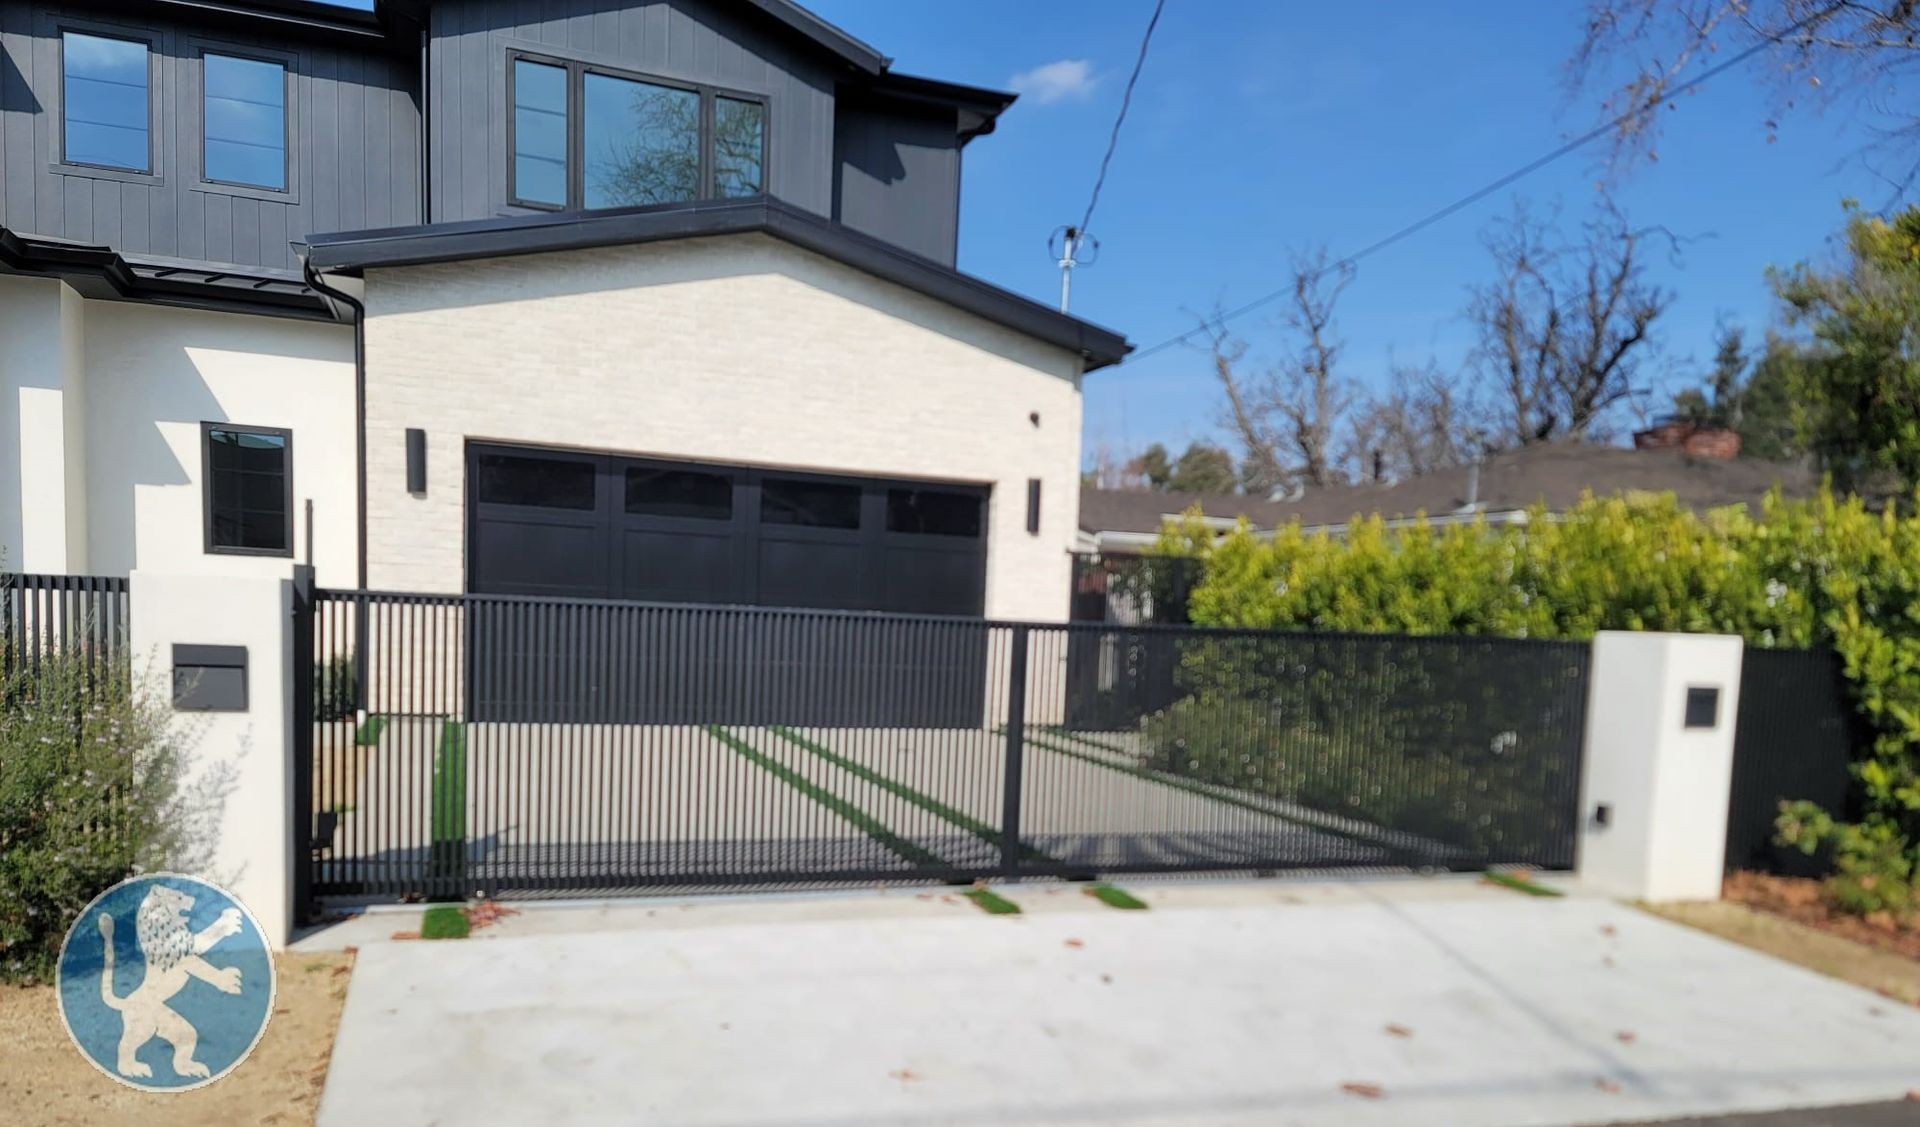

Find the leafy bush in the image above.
[
  {"left": 314, "top": 652, "right": 358, "bottom": 723},
  {"left": 1163, "top": 486, "right": 1920, "bottom": 907},
  {"left": 0, "top": 647, "right": 192, "bottom": 983},
  {"left": 1776, "top": 800, "right": 1914, "bottom": 918}
]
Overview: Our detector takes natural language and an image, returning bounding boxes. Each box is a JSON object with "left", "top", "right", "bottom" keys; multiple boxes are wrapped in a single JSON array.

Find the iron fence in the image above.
[
  {"left": 304, "top": 588, "right": 1590, "bottom": 906},
  {"left": 0, "top": 572, "right": 130, "bottom": 678},
  {"left": 1725, "top": 646, "right": 1860, "bottom": 875}
]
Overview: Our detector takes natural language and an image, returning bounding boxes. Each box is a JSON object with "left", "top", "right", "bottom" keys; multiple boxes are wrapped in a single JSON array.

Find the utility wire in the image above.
[
  {"left": 1120, "top": 9, "right": 1830, "bottom": 365},
  {"left": 1077, "top": 0, "right": 1167, "bottom": 237}
]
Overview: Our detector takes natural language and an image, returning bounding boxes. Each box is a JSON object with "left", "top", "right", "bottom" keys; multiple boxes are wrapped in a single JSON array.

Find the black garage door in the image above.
[{"left": 463, "top": 443, "right": 990, "bottom": 725}]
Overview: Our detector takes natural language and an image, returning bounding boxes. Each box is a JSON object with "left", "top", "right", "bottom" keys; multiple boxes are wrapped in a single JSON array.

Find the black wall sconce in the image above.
[
  {"left": 405, "top": 428, "right": 427, "bottom": 494},
  {"left": 1027, "top": 478, "right": 1042, "bottom": 535}
]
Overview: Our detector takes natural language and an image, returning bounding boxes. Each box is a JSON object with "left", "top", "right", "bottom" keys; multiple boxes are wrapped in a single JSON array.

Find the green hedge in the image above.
[
  {"left": 0, "top": 648, "right": 192, "bottom": 983},
  {"left": 1159, "top": 487, "right": 1920, "bottom": 877}
]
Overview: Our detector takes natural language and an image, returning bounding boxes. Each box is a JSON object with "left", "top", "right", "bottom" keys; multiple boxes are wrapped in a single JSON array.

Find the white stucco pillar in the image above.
[
  {"left": 1576, "top": 631, "right": 1745, "bottom": 902},
  {"left": 130, "top": 569, "right": 298, "bottom": 947},
  {"left": 0, "top": 277, "right": 88, "bottom": 572}
]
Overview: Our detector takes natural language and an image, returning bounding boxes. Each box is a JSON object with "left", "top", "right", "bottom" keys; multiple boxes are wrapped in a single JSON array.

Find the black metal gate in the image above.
[
  {"left": 1725, "top": 646, "right": 1860, "bottom": 874},
  {"left": 299, "top": 588, "right": 1591, "bottom": 911}
]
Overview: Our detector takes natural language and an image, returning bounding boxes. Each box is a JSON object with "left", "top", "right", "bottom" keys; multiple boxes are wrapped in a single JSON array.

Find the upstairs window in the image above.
[
  {"left": 62, "top": 31, "right": 150, "bottom": 172},
  {"left": 204, "top": 424, "right": 292, "bottom": 556},
  {"left": 203, "top": 53, "right": 288, "bottom": 191},
  {"left": 508, "top": 52, "right": 767, "bottom": 211},
  {"left": 511, "top": 59, "right": 567, "bottom": 207}
]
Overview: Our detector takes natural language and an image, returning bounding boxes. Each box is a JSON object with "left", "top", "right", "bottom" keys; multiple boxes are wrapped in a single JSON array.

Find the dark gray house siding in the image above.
[
  {"left": 832, "top": 99, "right": 959, "bottom": 267},
  {"left": 0, "top": 1, "right": 421, "bottom": 273},
  {"left": 427, "top": 0, "right": 838, "bottom": 224}
]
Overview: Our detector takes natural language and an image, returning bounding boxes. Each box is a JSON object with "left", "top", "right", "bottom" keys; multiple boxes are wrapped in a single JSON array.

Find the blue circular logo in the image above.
[{"left": 55, "top": 874, "right": 276, "bottom": 1091}]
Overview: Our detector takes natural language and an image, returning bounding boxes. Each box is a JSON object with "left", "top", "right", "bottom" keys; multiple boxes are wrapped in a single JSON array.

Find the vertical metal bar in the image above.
[
  {"left": 1000, "top": 623, "right": 1030, "bottom": 879},
  {"left": 289, "top": 566, "right": 316, "bottom": 922}
]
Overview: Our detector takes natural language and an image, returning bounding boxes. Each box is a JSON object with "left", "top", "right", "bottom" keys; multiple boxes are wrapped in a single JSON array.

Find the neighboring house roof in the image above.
[
  {"left": 1080, "top": 443, "right": 1822, "bottom": 547},
  {"left": 304, "top": 197, "right": 1133, "bottom": 369}
]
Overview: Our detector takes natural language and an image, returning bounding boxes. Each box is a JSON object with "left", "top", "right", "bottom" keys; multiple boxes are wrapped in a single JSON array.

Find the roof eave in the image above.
[{"left": 305, "top": 199, "right": 1132, "bottom": 369}]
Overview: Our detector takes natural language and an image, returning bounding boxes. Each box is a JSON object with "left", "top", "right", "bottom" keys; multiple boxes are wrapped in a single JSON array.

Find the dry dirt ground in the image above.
[
  {"left": 0, "top": 951, "right": 352, "bottom": 1127},
  {"left": 1644, "top": 900, "right": 1920, "bottom": 1006}
]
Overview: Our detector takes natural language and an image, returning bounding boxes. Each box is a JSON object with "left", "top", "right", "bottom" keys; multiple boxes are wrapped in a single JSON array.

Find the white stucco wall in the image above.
[
  {"left": 0, "top": 274, "right": 358, "bottom": 585},
  {"left": 1577, "top": 631, "right": 1746, "bottom": 902},
  {"left": 359, "top": 233, "right": 1086, "bottom": 621}
]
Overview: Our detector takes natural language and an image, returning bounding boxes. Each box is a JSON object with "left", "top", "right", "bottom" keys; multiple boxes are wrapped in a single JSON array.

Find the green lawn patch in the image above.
[
  {"left": 1043, "top": 727, "right": 1134, "bottom": 756},
  {"left": 431, "top": 720, "right": 467, "bottom": 842},
  {"left": 767, "top": 725, "right": 1057, "bottom": 865},
  {"left": 1481, "top": 869, "right": 1565, "bottom": 897},
  {"left": 1085, "top": 883, "right": 1149, "bottom": 910},
  {"left": 964, "top": 887, "right": 1021, "bottom": 915},
  {"left": 354, "top": 713, "right": 387, "bottom": 747},
  {"left": 421, "top": 904, "right": 471, "bottom": 940},
  {"left": 705, "top": 726, "right": 946, "bottom": 869}
]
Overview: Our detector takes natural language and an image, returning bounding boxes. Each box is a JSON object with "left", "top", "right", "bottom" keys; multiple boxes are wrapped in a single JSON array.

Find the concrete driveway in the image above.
[{"left": 311, "top": 879, "right": 1920, "bottom": 1126}]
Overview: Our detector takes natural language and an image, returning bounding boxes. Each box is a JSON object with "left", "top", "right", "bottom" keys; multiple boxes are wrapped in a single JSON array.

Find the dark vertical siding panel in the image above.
[
  {"left": 461, "top": 4, "right": 489, "bottom": 218},
  {"left": 91, "top": 176, "right": 118, "bottom": 244},
  {"left": 231, "top": 195, "right": 260, "bottom": 264},
  {"left": 1, "top": 2, "right": 33, "bottom": 232},
  {"left": 202, "top": 191, "right": 231, "bottom": 264},
  {"left": 31, "top": 22, "right": 58, "bottom": 234},
  {"left": 338, "top": 52, "right": 366, "bottom": 232},
  {"left": 259, "top": 199, "right": 288, "bottom": 270}
]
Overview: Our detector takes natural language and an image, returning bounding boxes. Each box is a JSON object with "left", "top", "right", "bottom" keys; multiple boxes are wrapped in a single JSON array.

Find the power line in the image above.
[
  {"left": 1077, "top": 0, "right": 1166, "bottom": 237},
  {"left": 1120, "top": 11, "right": 1825, "bottom": 366}
]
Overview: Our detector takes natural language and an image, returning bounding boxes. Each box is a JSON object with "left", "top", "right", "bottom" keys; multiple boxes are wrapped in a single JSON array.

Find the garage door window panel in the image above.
[
  {"left": 475, "top": 452, "right": 597, "bottom": 509},
  {"left": 625, "top": 467, "right": 734, "bottom": 521},
  {"left": 761, "top": 478, "right": 862, "bottom": 530}
]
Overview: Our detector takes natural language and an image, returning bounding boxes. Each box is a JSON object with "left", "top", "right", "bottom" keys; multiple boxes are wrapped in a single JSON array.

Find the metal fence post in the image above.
[
  {"left": 1000, "top": 624, "right": 1030, "bottom": 879},
  {"left": 289, "top": 565, "right": 316, "bottom": 924}
]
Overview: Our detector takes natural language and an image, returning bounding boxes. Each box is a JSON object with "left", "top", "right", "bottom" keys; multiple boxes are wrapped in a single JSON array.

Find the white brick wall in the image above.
[{"left": 362, "top": 233, "right": 1086, "bottom": 621}]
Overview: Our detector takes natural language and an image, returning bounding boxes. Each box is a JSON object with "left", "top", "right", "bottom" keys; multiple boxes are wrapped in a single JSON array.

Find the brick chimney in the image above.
[{"left": 1633, "top": 420, "right": 1742, "bottom": 460}]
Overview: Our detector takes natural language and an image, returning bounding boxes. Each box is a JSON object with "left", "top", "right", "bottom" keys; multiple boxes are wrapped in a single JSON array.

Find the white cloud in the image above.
[{"left": 1008, "top": 59, "right": 1098, "bottom": 105}]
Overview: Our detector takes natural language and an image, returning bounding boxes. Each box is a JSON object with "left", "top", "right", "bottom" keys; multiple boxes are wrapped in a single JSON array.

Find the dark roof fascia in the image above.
[
  {"left": 0, "top": 228, "right": 338, "bottom": 323},
  {"left": 855, "top": 71, "right": 1018, "bottom": 144},
  {"left": 305, "top": 198, "right": 1132, "bottom": 369},
  {"left": 71, "top": 0, "right": 416, "bottom": 50},
  {"left": 735, "top": 0, "right": 889, "bottom": 75}
]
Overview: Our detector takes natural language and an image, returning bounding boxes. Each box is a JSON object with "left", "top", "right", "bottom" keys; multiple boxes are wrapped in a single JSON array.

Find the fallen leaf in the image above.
[
  {"left": 1600, "top": 925, "right": 1617, "bottom": 937},
  {"left": 1064, "top": 938, "right": 1085, "bottom": 949},
  {"left": 330, "top": 965, "right": 351, "bottom": 978},
  {"left": 274, "top": 1007, "right": 291, "bottom": 1015},
  {"left": 343, "top": 945, "right": 358, "bottom": 956},
  {"left": 1602, "top": 956, "right": 1617, "bottom": 968},
  {"left": 889, "top": 1069, "right": 920, "bottom": 1083},
  {"left": 1384, "top": 1024, "right": 1413, "bottom": 1038},
  {"left": 1595, "top": 1079, "right": 1621, "bottom": 1094},
  {"left": 389, "top": 930, "right": 421, "bottom": 941},
  {"left": 1615, "top": 1031, "right": 1637, "bottom": 1045},
  {"left": 1099, "top": 974, "right": 1113, "bottom": 985},
  {"left": 1340, "top": 1081, "right": 1385, "bottom": 1100}
]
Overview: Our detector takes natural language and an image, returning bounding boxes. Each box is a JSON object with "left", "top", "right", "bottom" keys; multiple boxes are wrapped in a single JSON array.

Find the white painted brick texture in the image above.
[{"left": 362, "top": 234, "right": 1086, "bottom": 621}]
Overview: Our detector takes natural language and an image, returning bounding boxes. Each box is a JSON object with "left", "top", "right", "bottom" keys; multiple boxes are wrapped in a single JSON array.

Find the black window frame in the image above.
[
  {"left": 195, "top": 44, "right": 295, "bottom": 196},
  {"left": 56, "top": 25, "right": 157, "bottom": 177},
  {"left": 505, "top": 48, "right": 769, "bottom": 213},
  {"left": 201, "top": 422, "right": 295, "bottom": 558}
]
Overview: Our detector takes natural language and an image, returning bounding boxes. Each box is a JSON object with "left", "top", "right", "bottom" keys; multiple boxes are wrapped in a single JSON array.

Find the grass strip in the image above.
[
  {"left": 768, "top": 725, "right": 1057, "bottom": 864},
  {"left": 354, "top": 713, "right": 387, "bottom": 747},
  {"left": 431, "top": 720, "right": 467, "bottom": 842},
  {"left": 705, "top": 726, "right": 946, "bottom": 869},
  {"left": 1481, "top": 869, "right": 1564, "bottom": 897},
  {"left": 1015, "top": 728, "right": 1428, "bottom": 864},
  {"left": 1043, "top": 727, "right": 1135, "bottom": 756},
  {"left": 1085, "top": 883, "right": 1150, "bottom": 910},
  {"left": 964, "top": 888, "right": 1021, "bottom": 915},
  {"left": 421, "top": 904, "right": 471, "bottom": 940}
]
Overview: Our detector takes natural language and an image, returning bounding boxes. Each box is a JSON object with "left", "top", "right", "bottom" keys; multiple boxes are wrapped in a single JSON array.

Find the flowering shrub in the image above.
[
  {"left": 0, "top": 646, "right": 191, "bottom": 983},
  {"left": 1160, "top": 486, "right": 1920, "bottom": 902}
]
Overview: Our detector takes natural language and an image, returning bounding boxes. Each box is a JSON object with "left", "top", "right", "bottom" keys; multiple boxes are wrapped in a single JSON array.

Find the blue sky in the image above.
[{"left": 333, "top": 1, "right": 1880, "bottom": 465}]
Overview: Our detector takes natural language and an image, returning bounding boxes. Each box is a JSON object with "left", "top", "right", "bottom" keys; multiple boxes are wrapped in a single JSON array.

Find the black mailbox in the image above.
[{"left": 173, "top": 644, "right": 248, "bottom": 712}]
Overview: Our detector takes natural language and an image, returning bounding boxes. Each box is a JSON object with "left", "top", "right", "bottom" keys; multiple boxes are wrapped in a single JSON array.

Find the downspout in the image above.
[{"left": 298, "top": 251, "right": 369, "bottom": 590}]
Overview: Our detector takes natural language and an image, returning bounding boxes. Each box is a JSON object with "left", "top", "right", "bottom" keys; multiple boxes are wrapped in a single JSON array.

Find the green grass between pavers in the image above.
[
  {"left": 1043, "top": 727, "right": 1134, "bottom": 755},
  {"left": 354, "top": 713, "right": 387, "bottom": 747},
  {"left": 704, "top": 726, "right": 947, "bottom": 869},
  {"left": 1481, "top": 869, "right": 1565, "bottom": 897},
  {"left": 421, "top": 904, "right": 471, "bottom": 939},
  {"left": 767, "top": 725, "right": 1058, "bottom": 865},
  {"left": 430, "top": 720, "right": 467, "bottom": 843},
  {"left": 964, "top": 887, "right": 1021, "bottom": 915},
  {"left": 1015, "top": 728, "right": 1425, "bottom": 864},
  {"left": 1085, "top": 883, "right": 1149, "bottom": 910}
]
